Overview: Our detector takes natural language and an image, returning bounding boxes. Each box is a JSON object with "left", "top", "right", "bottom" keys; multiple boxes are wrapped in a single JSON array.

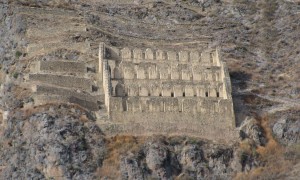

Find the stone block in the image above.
[
  {"left": 190, "top": 51, "right": 200, "bottom": 62},
  {"left": 133, "top": 48, "right": 143, "bottom": 62},
  {"left": 156, "top": 50, "right": 165, "bottom": 60},
  {"left": 123, "top": 64, "right": 135, "bottom": 79},
  {"left": 179, "top": 51, "right": 189, "bottom": 62},
  {"left": 171, "top": 69, "right": 180, "bottom": 80},
  {"left": 121, "top": 47, "right": 131, "bottom": 60},
  {"left": 145, "top": 48, "right": 154, "bottom": 60},
  {"left": 185, "top": 86, "right": 194, "bottom": 97},
  {"left": 137, "top": 66, "right": 146, "bottom": 79},
  {"left": 182, "top": 70, "right": 191, "bottom": 80},
  {"left": 201, "top": 52, "right": 211, "bottom": 64},
  {"left": 139, "top": 86, "right": 149, "bottom": 96},
  {"left": 167, "top": 51, "right": 177, "bottom": 61}
]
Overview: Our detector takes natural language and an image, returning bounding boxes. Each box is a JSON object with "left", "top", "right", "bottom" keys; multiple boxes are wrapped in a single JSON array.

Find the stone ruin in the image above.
[{"left": 98, "top": 42, "right": 237, "bottom": 141}]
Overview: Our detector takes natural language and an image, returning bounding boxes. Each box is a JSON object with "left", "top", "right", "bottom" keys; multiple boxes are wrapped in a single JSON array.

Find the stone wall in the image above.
[
  {"left": 99, "top": 42, "right": 111, "bottom": 114},
  {"left": 110, "top": 79, "right": 224, "bottom": 98},
  {"left": 117, "top": 47, "right": 217, "bottom": 64}
]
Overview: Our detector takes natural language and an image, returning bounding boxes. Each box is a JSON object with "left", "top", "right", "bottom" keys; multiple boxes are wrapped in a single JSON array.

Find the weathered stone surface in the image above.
[
  {"left": 0, "top": 105, "right": 105, "bottom": 180},
  {"left": 273, "top": 118, "right": 300, "bottom": 145},
  {"left": 120, "top": 154, "right": 145, "bottom": 180},
  {"left": 118, "top": 138, "right": 245, "bottom": 180},
  {"left": 239, "top": 117, "right": 266, "bottom": 146}
]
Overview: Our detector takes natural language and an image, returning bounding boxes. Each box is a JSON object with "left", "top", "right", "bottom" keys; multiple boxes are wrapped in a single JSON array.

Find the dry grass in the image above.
[
  {"left": 79, "top": 114, "right": 89, "bottom": 123},
  {"left": 21, "top": 103, "right": 92, "bottom": 120},
  {"left": 239, "top": 140, "right": 256, "bottom": 155},
  {"left": 12, "top": 86, "right": 31, "bottom": 100},
  {"left": 96, "top": 135, "right": 146, "bottom": 179}
]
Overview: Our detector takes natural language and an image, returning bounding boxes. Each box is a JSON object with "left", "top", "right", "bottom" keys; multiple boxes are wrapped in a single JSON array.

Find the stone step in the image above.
[
  {"left": 29, "top": 74, "right": 93, "bottom": 92},
  {"left": 26, "top": 24, "right": 87, "bottom": 39},
  {"left": 33, "top": 94, "right": 100, "bottom": 111},
  {"left": 33, "top": 84, "right": 100, "bottom": 101},
  {"left": 31, "top": 60, "right": 86, "bottom": 74},
  {"left": 26, "top": 42, "right": 90, "bottom": 58}
]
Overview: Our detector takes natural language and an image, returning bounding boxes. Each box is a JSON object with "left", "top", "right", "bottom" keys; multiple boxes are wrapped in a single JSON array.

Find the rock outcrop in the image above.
[
  {"left": 0, "top": 105, "right": 106, "bottom": 179},
  {"left": 273, "top": 118, "right": 300, "bottom": 146}
]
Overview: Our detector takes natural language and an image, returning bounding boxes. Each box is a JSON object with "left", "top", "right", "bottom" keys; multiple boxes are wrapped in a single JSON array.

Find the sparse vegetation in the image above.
[
  {"left": 284, "top": 144, "right": 300, "bottom": 161},
  {"left": 96, "top": 135, "right": 146, "bottom": 179},
  {"left": 235, "top": 115, "right": 297, "bottom": 179},
  {"left": 12, "top": 72, "right": 19, "bottom": 79},
  {"left": 15, "top": 51, "right": 22, "bottom": 59}
]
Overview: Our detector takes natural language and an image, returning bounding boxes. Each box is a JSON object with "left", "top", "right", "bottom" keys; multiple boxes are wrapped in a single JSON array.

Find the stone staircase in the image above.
[
  {"left": 28, "top": 59, "right": 106, "bottom": 114},
  {"left": 20, "top": 6, "right": 109, "bottom": 120}
]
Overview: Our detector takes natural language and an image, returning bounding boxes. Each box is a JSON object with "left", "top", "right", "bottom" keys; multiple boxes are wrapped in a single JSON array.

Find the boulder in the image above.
[
  {"left": 273, "top": 118, "right": 300, "bottom": 145},
  {"left": 239, "top": 117, "right": 267, "bottom": 146}
]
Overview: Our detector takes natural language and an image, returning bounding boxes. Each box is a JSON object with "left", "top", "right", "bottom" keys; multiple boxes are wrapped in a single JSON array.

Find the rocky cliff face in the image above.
[
  {"left": 0, "top": 0, "right": 299, "bottom": 179},
  {"left": 0, "top": 105, "right": 106, "bottom": 179}
]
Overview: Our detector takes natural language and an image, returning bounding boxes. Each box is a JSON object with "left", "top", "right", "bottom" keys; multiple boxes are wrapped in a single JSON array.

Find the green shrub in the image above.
[
  {"left": 15, "top": 51, "right": 22, "bottom": 59},
  {"left": 13, "top": 72, "right": 19, "bottom": 79}
]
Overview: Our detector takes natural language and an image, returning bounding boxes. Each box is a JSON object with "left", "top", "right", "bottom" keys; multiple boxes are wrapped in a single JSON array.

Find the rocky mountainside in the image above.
[{"left": 0, "top": 0, "right": 299, "bottom": 179}]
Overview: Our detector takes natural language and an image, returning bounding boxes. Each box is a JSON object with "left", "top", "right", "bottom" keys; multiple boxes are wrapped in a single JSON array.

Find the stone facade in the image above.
[{"left": 98, "top": 43, "right": 236, "bottom": 142}]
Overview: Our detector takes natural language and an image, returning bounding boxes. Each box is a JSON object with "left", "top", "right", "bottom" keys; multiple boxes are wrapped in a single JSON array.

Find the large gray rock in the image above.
[
  {"left": 118, "top": 139, "right": 243, "bottom": 180},
  {"left": 120, "top": 154, "right": 144, "bottom": 180},
  {"left": 273, "top": 118, "right": 300, "bottom": 145},
  {"left": 145, "top": 142, "right": 169, "bottom": 179},
  {"left": 180, "top": 145, "right": 204, "bottom": 170},
  {"left": 179, "top": 145, "right": 210, "bottom": 179},
  {"left": 239, "top": 117, "right": 267, "bottom": 146}
]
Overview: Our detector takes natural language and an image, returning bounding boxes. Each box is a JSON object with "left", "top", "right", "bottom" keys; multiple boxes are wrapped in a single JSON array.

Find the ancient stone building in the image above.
[{"left": 98, "top": 42, "right": 236, "bottom": 141}]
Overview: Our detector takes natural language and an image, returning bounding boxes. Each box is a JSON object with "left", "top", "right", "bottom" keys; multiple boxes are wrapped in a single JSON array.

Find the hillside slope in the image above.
[{"left": 0, "top": 0, "right": 299, "bottom": 179}]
